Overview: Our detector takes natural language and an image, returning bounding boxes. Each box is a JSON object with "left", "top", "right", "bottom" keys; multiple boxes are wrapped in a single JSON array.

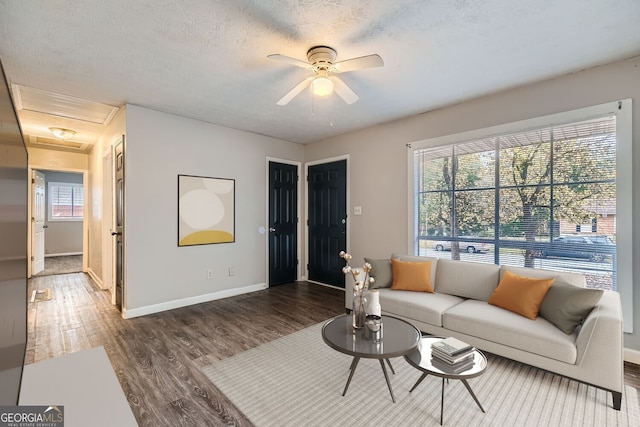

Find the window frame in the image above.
[
  {"left": 47, "top": 181, "right": 84, "bottom": 222},
  {"left": 408, "top": 100, "right": 633, "bottom": 333}
]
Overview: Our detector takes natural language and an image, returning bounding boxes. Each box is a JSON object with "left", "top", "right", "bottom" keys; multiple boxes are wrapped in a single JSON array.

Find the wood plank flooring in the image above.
[
  {"left": 28, "top": 273, "right": 639, "bottom": 426},
  {"left": 27, "top": 273, "right": 344, "bottom": 426}
]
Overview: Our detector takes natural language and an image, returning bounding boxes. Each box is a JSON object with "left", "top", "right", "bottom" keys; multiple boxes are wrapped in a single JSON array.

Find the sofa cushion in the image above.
[
  {"left": 500, "top": 265, "right": 586, "bottom": 287},
  {"left": 392, "top": 254, "right": 438, "bottom": 287},
  {"left": 488, "top": 270, "right": 554, "bottom": 320},
  {"left": 433, "top": 259, "right": 500, "bottom": 301},
  {"left": 364, "top": 258, "right": 393, "bottom": 289},
  {"left": 379, "top": 288, "right": 464, "bottom": 327},
  {"left": 539, "top": 282, "right": 604, "bottom": 334},
  {"left": 390, "top": 259, "right": 434, "bottom": 292},
  {"left": 443, "top": 300, "right": 578, "bottom": 364}
]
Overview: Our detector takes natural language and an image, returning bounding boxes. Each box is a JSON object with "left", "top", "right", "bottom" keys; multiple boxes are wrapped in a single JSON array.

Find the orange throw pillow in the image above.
[
  {"left": 390, "top": 259, "right": 434, "bottom": 293},
  {"left": 488, "top": 270, "right": 554, "bottom": 319}
]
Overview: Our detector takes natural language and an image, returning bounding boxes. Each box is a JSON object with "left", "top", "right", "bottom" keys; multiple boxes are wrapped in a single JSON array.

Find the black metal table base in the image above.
[
  {"left": 410, "top": 373, "right": 485, "bottom": 425},
  {"left": 342, "top": 357, "right": 397, "bottom": 403}
]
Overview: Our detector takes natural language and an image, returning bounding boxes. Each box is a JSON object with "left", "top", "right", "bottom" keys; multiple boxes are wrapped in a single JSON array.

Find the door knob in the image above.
[
  {"left": 269, "top": 227, "right": 276, "bottom": 232},
  {"left": 111, "top": 231, "right": 122, "bottom": 236}
]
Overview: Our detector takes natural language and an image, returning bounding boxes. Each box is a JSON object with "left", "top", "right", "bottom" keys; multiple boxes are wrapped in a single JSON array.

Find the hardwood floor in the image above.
[
  {"left": 625, "top": 361, "right": 640, "bottom": 390},
  {"left": 27, "top": 273, "right": 344, "bottom": 426},
  {"left": 28, "top": 273, "right": 639, "bottom": 426}
]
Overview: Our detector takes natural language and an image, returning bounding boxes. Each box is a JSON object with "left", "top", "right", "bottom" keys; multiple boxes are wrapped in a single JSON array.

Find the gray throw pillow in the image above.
[
  {"left": 364, "top": 258, "right": 393, "bottom": 289},
  {"left": 539, "top": 282, "right": 604, "bottom": 334}
]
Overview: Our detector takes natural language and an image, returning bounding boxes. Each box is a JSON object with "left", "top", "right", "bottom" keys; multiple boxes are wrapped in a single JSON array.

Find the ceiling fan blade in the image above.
[
  {"left": 333, "top": 54, "right": 384, "bottom": 73},
  {"left": 276, "top": 76, "right": 314, "bottom": 105},
  {"left": 268, "top": 54, "right": 313, "bottom": 70},
  {"left": 332, "top": 77, "right": 359, "bottom": 105}
]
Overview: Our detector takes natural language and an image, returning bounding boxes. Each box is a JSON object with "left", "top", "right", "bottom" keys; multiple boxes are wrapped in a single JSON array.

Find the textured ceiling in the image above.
[{"left": 1, "top": 0, "right": 639, "bottom": 146}]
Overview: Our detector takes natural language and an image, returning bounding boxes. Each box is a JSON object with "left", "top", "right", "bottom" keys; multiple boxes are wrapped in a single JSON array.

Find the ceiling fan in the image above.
[{"left": 268, "top": 46, "right": 384, "bottom": 106}]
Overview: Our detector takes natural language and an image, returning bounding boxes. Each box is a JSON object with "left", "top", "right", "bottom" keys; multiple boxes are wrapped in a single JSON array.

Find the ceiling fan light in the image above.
[
  {"left": 49, "top": 127, "right": 76, "bottom": 140},
  {"left": 311, "top": 76, "right": 334, "bottom": 97}
]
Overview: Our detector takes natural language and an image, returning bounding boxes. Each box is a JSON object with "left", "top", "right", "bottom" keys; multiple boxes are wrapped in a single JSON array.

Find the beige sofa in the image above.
[{"left": 345, "top": 254, "right": 623, "bottom": 410}]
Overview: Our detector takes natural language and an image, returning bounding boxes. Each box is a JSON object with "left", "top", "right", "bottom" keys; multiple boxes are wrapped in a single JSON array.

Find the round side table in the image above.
[{"left": 404, "top": 336, "right": 487, "bottom": 425}]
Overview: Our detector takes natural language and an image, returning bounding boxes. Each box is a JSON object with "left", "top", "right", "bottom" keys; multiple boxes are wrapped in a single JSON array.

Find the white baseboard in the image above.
[
  {"left": 122, "top": 282, "right": 268, "bottom": 319},
  {"left": 624, "top": 347, "right": 640, "bottom": 365},
  {"left": 86, "top": 268, "right": 105, "bottom": 289},
  {"left": 307, "top": 280, "right": 346, "bottom": 291},
  {"left": 45, "top": 252, "right": 82, "bottom": 257}
]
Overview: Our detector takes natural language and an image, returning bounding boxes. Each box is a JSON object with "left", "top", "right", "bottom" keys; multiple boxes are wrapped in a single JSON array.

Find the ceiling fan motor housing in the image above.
[
  {"left": 307, "top": 46, "right": 337, "bottom": 69},
  {"left": 270, "top": 45, "right": 379, "bottom": 105}
]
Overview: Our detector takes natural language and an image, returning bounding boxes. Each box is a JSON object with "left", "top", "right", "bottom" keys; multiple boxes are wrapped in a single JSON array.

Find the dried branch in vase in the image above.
[
  {"left": 339, "top": 251, "right": 375, "bottom": 329},
  {"left": 339, "top": 250, "right": 375, "bottom": 291}
]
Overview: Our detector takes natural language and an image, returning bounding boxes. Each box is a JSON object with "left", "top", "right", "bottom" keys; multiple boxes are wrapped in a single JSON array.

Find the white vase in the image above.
[{"left": 366, "top": 289, "right": 381, "bottom": 316}]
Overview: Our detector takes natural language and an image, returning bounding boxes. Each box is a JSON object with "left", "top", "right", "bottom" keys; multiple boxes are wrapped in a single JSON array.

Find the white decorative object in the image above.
[{"left": 366, "top": 289, "right": 381, "bottom": 316}]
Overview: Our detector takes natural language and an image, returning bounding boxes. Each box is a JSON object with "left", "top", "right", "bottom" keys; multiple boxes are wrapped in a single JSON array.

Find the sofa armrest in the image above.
[{"left": 574, "top": 290, "right": 623, "bottom": 392}]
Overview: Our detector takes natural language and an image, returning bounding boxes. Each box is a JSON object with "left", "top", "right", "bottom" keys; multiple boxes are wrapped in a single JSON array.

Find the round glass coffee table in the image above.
[
  {"left": 322, "top": 314, "right": 421, "bottom": 403},
  {"left": 404, "top": 337, "right": 487, "bottom": 425}
]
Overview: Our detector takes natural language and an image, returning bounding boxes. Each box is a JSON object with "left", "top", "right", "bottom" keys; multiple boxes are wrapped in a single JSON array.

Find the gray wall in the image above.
[
  {"left": 305, "top": 55, "right": 640, "bottom": 350},
  {"left": 123, "top": 105, "right": 304, "bottom": 314},
  {"left": 43, "top": 170, "right": 83, "bottom": 255}
]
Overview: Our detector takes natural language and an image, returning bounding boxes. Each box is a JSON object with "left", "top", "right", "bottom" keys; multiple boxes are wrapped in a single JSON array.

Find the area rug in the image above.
[{"left": 201, "top": 322, "right": 639, "bottom": 427}]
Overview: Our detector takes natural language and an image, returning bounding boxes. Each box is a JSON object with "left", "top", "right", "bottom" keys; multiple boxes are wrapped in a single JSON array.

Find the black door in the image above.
[
  {"left": 308, "top": 160, "right": 347, "bottom": 288},
  {"left": 268, "top": 162, "right": 298, "bottom": 286}
]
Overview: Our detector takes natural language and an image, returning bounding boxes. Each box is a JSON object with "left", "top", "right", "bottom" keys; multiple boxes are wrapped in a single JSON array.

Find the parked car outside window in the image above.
[
  {"left": 432, "top": 240, "right": 488, "bottom": 254},
  {"left": 585, "top": 235, "right": 615, "bottom": 245},
  {"left": 540, "top": 235, "right": 613, "bottom": 262}
]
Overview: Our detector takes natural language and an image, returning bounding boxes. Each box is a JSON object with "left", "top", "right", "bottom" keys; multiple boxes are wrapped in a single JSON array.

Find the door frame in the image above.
[
  {"left": 27, "top": 165, "right": 88, "bottom": 279},
  {"left": 111, "top": 137, "right": 125, "bottom": 308},
  {"left": 101, "top": 143, "right": 114, "bottom": 297},
  {"left": 265, "top": 157, "right": 302, "bottom": 284},
  {"left": 304, "top": 154, "right": 350, "bottom": 285}
]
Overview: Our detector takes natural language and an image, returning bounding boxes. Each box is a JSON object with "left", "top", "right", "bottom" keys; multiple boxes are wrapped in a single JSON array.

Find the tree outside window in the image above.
[{"left": 415, "top": 115, "right": 617, "bottom": 290}]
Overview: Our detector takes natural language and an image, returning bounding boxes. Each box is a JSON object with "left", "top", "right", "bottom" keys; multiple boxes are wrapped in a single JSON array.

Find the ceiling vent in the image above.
[{"left": 11, "top": 84, "right": 119, "bottom": 125}]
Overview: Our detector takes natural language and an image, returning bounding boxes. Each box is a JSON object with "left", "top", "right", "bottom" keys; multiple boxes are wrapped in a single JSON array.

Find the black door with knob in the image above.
[
  {"left": 268, "top": 161, "right": 298, "bottom": 286},
  {"left": 307, "top": 160, "right": 347, "bottom": 288}
]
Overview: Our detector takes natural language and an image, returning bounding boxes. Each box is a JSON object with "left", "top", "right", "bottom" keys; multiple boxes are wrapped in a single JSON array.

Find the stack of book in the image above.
[{"left": 431, "top": 337, "right": 475, "bottom": 373}]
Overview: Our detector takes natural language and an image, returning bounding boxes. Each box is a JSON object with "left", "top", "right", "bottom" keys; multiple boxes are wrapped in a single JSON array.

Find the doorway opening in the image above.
[{"left": 30, "top": 168, "right": 86, "bottom": 278}]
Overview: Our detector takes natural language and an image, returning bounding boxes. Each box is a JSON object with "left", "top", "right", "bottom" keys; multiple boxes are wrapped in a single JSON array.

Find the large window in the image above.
[
  {"left": 415, "top": 115, "right": 617, "bottom": 290},
  {"left": 410, "top": 100, "right": 632, "bottom": 334},
  {"left": 48, "top": 182, "right": 83, "bottom": 221}
]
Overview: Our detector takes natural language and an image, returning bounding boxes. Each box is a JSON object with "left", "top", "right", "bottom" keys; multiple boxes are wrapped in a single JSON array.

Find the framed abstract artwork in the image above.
[{"left": 178, "top": 174, "right": 235, "bottom": 246}]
